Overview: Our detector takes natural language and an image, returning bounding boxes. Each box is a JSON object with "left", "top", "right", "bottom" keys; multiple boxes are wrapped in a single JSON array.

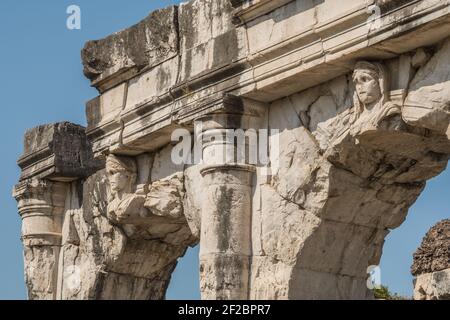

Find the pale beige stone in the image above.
[
  {"left": 13, "top": 0, "right": 450, "bottom": 300},
  {"left": 414, "top": 269, "right": 450, "bottom": 300}
]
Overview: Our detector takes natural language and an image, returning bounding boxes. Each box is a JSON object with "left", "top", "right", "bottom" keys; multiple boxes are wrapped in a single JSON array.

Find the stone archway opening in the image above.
[
  {"left": 167, "top": 245, "right": 201, "bottom": 300},
  {"left": 380, "top": 168, "right": 450, "bottom": 298}
]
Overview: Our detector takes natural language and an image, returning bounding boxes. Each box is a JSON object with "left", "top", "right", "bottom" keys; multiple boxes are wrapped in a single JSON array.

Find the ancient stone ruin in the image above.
[
  {"left": 12, "top": 0, "right": 450, "bottom": 299},
  {"left": 412, "top": 220, "right": 450, "bottom": 300}
]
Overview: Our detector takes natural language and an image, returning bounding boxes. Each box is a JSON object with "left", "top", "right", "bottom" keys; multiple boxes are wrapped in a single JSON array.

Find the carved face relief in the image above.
[
  {"left": 106, "top": 155, "right": 137, "bottom": 197},
  {"left": 108, "top": 170, "right": 130, "bottom": 193},
  {"left": 354, "top": 71, "right": 381, "bottom": 106}
]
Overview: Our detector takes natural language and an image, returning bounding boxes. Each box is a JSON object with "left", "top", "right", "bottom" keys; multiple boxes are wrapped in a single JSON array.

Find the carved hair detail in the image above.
[
  {"left": 106, "top": 154, "right": 137, "bottom": 175},
  {"left": 106, "top": 154, "right": 137, "bottom": 196},
  {"left": 352, "top": 61, "right": 390, "bottom": 123}
]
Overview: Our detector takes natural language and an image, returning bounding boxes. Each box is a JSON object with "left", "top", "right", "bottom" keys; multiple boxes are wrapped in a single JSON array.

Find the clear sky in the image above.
[{"left": 0, "top": 0, "right": 448, "bottom": 300}]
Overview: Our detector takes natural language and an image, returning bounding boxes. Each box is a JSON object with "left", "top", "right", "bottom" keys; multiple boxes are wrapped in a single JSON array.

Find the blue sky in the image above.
[{"left": 0, "top": 0, "right": 448, "bottom": 300}]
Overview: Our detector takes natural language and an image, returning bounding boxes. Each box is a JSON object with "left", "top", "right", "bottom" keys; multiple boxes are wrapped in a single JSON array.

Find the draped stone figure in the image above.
[
  {"left": 350, "top": 61, "right": 402, "bottom": 134},
  {"left": 106, "top": 155, "right": 148, "bottom": 224}
]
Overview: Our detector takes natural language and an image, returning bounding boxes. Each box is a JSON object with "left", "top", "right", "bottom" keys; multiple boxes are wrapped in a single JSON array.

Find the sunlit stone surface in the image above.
[{"left": 13, "top": 0, "right": 450, "bottom": 300}]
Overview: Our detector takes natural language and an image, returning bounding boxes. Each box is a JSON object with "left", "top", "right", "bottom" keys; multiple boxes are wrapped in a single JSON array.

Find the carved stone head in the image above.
[
  {"left": 352, "top": 61, "right": 389, "bottom": 119},
  {"left": 106, "top": 155, "right": 137, "bottom": 197}
]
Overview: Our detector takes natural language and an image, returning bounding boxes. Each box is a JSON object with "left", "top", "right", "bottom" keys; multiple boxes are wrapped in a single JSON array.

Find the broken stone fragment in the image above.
[
  {"left": 412, "top": 219, "right": 450, "bottom": 300},
  {"left": 17, "top": 122, "right": 101, "bottom": 182},
  {"left": 145, "top": 174, "right": 184, "bottom": 219},
  {"left": 403, "top": 39, "right": 450, "bottom": 135},
  {"left": 81, "top": 6, "right": 179, "bottom": 92},
  {"left": 412, "top": 219, "right": 450, "bottom": 276}
]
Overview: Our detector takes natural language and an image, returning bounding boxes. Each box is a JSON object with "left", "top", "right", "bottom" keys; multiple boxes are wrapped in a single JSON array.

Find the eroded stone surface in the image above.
[
  {"left": 412, "top": 219, "right": 450, "bottom": 300},
  {"left": 13, "top": 0, "right": 450, "bottom": 300},
  {"left": 412, "top": 219, "right": 450, "bottom": 276},
  {"left": 248, "top": 55, "right": 450, "bottom": 299},
  {"left": 17, "top": 122, "right": 101, "bottom": 182},
  {"left": 82, "top": 6, "right": 179, "bottom": 91},
  {"left": 58, "top": 168, "right": 196, "bottom": 300},
  {"left": 413, "top": 269, "right": 450, "bottom": 300}
]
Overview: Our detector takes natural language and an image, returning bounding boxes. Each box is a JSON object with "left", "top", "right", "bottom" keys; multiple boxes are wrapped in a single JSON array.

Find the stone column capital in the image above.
[
  {"left": 13, "top": 122, "right": 102, "bottom": 300},
  {"left": 13, "top": 179, "right": 67, "bottom": 247},
  {"left": 13, "top": 121, "right": 101, "bottom": 246},
  {"left": 13, "top": 178, "right": 66, "bottom": 213},
  {"left": 194, "top": 94, "right": 266, "bottom": 132}
]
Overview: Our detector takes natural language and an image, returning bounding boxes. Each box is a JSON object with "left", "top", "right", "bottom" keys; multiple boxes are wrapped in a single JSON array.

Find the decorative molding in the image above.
[
  {"left": 85, "top": 0, "right": 450, "bottom": 158},
  {"left": 231, "top": 0, "right": 295, "bottom": 24}
]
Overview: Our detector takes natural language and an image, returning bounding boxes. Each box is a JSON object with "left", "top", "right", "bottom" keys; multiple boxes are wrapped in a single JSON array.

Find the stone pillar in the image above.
[
  {"left": 200, "top": 164, "right": 255, "bottom": 299},
  {"left": 13, "top": 179, "right": 67, "bottom": 300},
  {"left": 197, "top": 95, "right": 262, "bottom": 300},
  {"left": 12, "top": 122, "right": 100, "bottom": 300}
]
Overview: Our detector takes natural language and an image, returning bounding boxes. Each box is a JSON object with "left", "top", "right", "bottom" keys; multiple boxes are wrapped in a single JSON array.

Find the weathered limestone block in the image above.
[
  {"left": 13, "top": 180, "right": 67, "bottom": 300},
  {"left": 182, "top": 165, "right": 203, "bottom": 239},
  {"left": 412, "top": 219, "right": 450, "bottom": 300},
  {"left": 404, "top": 39, "right": 450, "bottom": 136},
  {"left": 58, "top": 151, "right": 197, "bottom": 300},
  {"left": 200, "top": 164, "right": 255, "bottom": 300},
  {"left": 82, "top": 6, "right": 179, "bottom": 92},
  {"left": 17, "top": 122, "right": 100, "bottom": 182},
  {"left": 195, "top": 96, "right": 265, "bottom": 300},
  {"left": 413, "top": 269, "right": 450, "bottom": 300}
]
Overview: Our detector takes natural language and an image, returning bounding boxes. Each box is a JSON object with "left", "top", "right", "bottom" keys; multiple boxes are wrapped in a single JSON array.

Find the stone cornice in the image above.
[
  {"left": 82, "top": 6, "right": 179, "bottom": 93},
  {"left": 84, "top": 0, "right": 450, "bottom": 157},
  {"left": 231, "top": 0, "right": 295, "bottom": 24},
  {"left": 12, "top": 179, "right": 66, "bottom": 216}
]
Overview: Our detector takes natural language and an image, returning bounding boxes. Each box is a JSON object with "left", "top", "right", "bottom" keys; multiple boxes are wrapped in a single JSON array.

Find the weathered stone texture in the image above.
[
  {"left": 248, "top": 51, "right": 450, "bottom": 299},
  {"left": 413, "top": 269, "right": 450, "bottom": 300},
  {"left": 13, "top": 0, "right": 450, "bottom": 300},
  {"left": 82, "top": 6, "right": 179, "bottom": 91},
  {"left": 59, "top": 169, "right": 196, "bottom": 300},
  {"left": 412, "top": 220, "right": 450, "bottom": 276},
  {"left": 18, "top": 122, "right": 100, "bottom": 182},
  {"left": 404, "top": 40, "right": 450, "bottom": 135}
]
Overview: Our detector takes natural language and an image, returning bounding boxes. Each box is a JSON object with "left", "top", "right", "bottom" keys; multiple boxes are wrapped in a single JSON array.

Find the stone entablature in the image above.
[
  {"left": 13, "top": 0, "right": 450, "bottom": 300},
  {"left": 83, "top": 0, "right": 450, "bottom": 158}
]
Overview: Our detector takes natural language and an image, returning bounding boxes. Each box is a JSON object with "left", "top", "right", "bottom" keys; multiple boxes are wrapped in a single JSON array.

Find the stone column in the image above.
[
  {"left": 197, "top": 95, "right": 263, "bottom": 300},
  {"left": 13, "top": 180, "right": 67, "bottom": 300},
  {"left": 12, "top": 122, "right": 100, "bottom": 300}
]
